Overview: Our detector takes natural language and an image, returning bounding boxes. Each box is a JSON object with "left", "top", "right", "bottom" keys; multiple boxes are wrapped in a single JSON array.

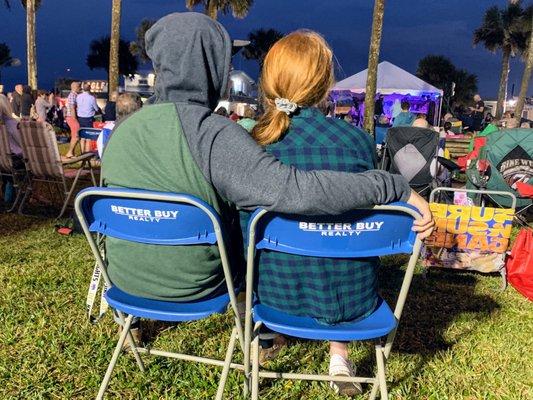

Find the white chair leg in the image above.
[
  {"left": 375, "top": 344, "right": 388, "bottom": 400},
  {"left": 96, "top": 314, "right": 133, "bottom": 400},
  {"left": 215, "top": 327, "right": 238, "bottom": 400},
  {"left": 251, "top": 330, "right": 260, "bottom": 400},
  {"left": 126, "top": 330, "right": 145, "bottom": 373}
]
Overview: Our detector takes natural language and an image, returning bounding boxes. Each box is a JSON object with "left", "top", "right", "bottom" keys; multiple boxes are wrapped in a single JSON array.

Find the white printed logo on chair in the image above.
[
  {"left": 110, "top": 205, "right": 179, "bottom": 222},
  {"left": 299, "top": 221, "right": 384, "bottom": 237}
]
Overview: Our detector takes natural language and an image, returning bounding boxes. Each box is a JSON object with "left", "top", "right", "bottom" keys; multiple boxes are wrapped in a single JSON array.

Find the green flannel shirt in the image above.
[{"left": 241, "top": 107, "right": 379, "bottom": 325}]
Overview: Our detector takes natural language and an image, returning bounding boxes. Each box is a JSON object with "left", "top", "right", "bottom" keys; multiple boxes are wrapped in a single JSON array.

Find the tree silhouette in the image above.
[
  {"left": 417, "top": 54, "right": 478, "bottom": 110},
  {"left": 473, "top": 2, "right": 530, "bottom": 117},
  {"left": 242, "top": 28, "right": 283, "bottom": 66},
  {"left": 185, "top": 0, "right": 253, "bottom": 20},
  {"left": 129, "top": 19, "right": 156, "bottom": 63},
  {"left": 86, "top": 36, "right": 138, "bottom": 78}
]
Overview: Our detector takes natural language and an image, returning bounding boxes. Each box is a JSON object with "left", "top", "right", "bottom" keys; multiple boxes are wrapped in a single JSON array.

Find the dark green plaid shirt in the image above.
[{"left": 242, "top": 107, "right": 379, "bottom": 325}]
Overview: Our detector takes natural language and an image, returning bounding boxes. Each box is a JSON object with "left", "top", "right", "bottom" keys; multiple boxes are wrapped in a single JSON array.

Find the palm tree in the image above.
[
  {"left": 23, "top": 0, "right": 38, "bottom": 89},
  {"left": 87, "top": 36, "right": 138, "bottom": 79},
  {"left": 514, "top": 6, "right": 533, "bottom": 120},
  {"left": 0, "top": 43, "right": 13, "bottom": 84},
  {"left": 473, "top": 2, "right": 529, "bottom": 118},
  {"left": 129, "top": 19, "right": 156, "bottom": 64},
  {"left": 242, "top": 28, "right": 283, "bottom": 67},
  {"left": 185, "top": 0, "right": 253, "bottom": 20},
  {"left": 4, "top": 1, "right": 41, "bottom": 89},
  {"left": 109, "top": 0, "right": 122, "bottom": 94},
  {"left": 363, "top": 0, "right": 385, "bottom": 134}
]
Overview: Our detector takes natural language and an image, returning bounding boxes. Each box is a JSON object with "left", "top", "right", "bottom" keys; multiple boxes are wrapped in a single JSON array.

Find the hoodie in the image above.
[{"left": 102, "top": 13, "right": 411, "bottom": 302}]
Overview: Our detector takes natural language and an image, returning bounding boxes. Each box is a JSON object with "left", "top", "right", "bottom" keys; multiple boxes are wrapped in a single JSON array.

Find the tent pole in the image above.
[{"left": 437, "top": 94, "right": 443, "bottom": 126}]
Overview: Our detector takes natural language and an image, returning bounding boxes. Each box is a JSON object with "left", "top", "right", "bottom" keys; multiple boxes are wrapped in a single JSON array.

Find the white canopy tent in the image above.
[{"left": 332, "top": 61, "right": 443, "bottom": 95}]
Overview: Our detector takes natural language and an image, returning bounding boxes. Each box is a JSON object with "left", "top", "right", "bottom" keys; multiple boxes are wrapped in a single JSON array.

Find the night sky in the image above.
[{"left": 0, "top": 0, "right": 531, "bottom": 98}]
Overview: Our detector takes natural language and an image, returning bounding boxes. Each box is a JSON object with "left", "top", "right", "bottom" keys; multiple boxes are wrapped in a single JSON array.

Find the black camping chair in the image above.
[{"left": 381, "top": 127, "right": 459, "bottom": 199}]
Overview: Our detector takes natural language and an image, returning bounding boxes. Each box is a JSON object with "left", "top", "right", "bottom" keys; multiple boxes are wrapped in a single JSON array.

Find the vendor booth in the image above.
[{"left": 331, "top": 61, "right": 444, "bottom": 126}]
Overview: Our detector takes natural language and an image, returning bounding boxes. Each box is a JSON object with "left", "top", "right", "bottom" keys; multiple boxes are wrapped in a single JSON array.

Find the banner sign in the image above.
[
  {"left": 425, "top": 203, "right": 513, "bottom": 253},
  {"left": 423, "top": 203, "right": 514, "bottom": 273}
]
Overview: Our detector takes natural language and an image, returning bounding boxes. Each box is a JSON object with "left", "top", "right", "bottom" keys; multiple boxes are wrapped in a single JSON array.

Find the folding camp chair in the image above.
[
  {"left": 425, "top": 187, "right": 516, "bottom": 289},
  {"left": 466, "top": 128, "right": 532, "bottom": 224},
  {"left": 74, "top": 187, "right": 244, "bottom": 400},
  {"left": 18, "top": 120, "right": 96, "bottom": 218},
  {"left": 0, "top": 123, "right": 27, "bottom": 212},
  {"left": 243, "top": 203, "right": 423, "bottom": 400},
  {"left": 381, "top": 127, "right": 456, "bottom": 198}
]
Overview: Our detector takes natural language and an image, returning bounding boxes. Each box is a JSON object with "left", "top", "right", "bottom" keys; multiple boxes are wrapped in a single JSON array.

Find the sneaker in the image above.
[{"left": 329, "top": 354, "right": 363, "bottom": 397}]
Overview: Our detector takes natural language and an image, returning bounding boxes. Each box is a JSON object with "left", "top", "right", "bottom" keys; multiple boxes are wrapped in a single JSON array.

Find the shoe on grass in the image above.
[
  {"left": 329, "top": 354, "right": 363, "bottom": 397},
  {"left": 258, "top": 334, "right": 287, "bottom": 366},
  {"left": 117, "top": 325, "right": 142, "bottom": 351}
]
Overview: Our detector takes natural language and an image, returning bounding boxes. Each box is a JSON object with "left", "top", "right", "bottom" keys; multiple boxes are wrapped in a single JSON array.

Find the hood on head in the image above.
[{"left": 146, "top": 12, "right": 232, "bottom": 110}]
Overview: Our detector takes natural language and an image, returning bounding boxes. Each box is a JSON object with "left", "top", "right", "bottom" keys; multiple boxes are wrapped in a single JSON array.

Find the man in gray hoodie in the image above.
[{"left": 102, "top": 12, "right": 433, "bottom": 302}]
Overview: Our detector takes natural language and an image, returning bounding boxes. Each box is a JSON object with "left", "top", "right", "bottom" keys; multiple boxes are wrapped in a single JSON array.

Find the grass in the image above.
[{"left": 0, "top": 209, "right": 532, "bottom": 400}]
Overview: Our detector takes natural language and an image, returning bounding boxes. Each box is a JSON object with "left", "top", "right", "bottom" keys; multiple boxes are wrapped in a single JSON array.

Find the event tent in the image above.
[{"left": 332, "top": 61, "right": 443, "bottom": 95}]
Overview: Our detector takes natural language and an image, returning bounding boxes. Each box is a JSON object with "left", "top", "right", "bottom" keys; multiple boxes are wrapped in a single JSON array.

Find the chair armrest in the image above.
[
  {"left": 437, "top": 157, "right": 460, "bottom": 172},
  {"left": 61, "top": 152, "right": 96, "bottom": 165}
]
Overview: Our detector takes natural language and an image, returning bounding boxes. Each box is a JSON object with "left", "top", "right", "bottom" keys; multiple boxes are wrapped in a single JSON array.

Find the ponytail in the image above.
[{"left": 252, "top": 103, "right": 291, "bottom": 146}]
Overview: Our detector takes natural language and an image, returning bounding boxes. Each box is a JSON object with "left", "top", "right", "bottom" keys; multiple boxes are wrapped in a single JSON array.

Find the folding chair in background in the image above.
[
  {"left": 243, "top": 203, "right": 423, "bottom": 400},
  {"left": 75, "top": 187, "right": 245, "bottom": 400},
  {"left": 466, "top": 128, "right": 533, "bottom": 224},
  {"left": 18, "top": 120, "right": 96, "bottom": 218},
  {"left": 381, "top": 126, "right": 456, "bottom": 198},
  {"left": 0, "top": 123, "right": 27, "bottom": 212},
  {"left": 79, "top": 127, "right": 102, "bottom": 156}
]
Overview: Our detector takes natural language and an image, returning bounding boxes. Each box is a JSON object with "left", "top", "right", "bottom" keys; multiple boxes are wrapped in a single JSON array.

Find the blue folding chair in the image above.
[
  {"left": 78, "top": 128, "right": 102, "bottom": 142},
  {"left": 243, "top": 203, "right": 423, "bottom": 400},
  {"left": 75, "top": 187, "right": 244, "bottom": 400}
]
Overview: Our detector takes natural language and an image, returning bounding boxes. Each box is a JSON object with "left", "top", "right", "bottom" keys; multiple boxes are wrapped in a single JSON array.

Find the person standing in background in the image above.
[
  {"left": 64, "top": 82, "right": 81, "bottom": 159},
  {"left": 35, "top": 90, "right": 53, "bottom": 123},
  {"left": 103, "top": 91, "right": 118, "bottom": 122},
  {"left": 11, "top": 84, "right": 23, "bottom": 118},
  {"left": 20, "top": 85, "right": 34, "bottom": 119},
  {"left": 468, "top": 94, "right": 484, "bottom": 132},
  {"left": 76, "top": 83, "right": 101, "bottom": 129},
  {"left": 393, "top": 100, "right": 415, "bottom": 127}
]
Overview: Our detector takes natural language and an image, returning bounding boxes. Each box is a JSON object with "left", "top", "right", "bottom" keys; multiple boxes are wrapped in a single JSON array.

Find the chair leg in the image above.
[
  {"left": 126, "top": 330, "right": 145, "bottom": 373},
  {"left": 17, "top": 178, "right": 33, "bottom": 215},
  {"left": 215, "top": 327, "right": 238, "bottom": 400},
  {"left": 251, "top": 325, "right": 261, "bottom": 400},
  {"left": 96, "top": 314, "right": 134, "bottom": 400},
  {"left": 7, "top": 179, "right": 24, "bottom": 213},
  {"left": 58, "top": 168, "right": 83, "bottom": 219},
  {"left": 375, "top": 344, "right": 388, "bottom": 400}
]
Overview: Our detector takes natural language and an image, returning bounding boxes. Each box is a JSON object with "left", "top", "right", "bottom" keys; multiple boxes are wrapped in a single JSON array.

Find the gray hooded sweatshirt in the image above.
[{"left": 102, "top": 12, "right": 411, "bottom": 302}]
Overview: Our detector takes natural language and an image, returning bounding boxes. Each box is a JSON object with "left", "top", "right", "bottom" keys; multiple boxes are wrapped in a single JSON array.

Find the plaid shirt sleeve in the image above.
[{"left": 66, "top": 92, "right": 77, "bottom": 117}]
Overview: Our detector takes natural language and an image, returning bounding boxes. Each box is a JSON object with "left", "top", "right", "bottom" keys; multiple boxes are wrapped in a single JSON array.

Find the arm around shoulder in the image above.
[{"left": 209, "top": 124, "right": 411, "bottom": 215}]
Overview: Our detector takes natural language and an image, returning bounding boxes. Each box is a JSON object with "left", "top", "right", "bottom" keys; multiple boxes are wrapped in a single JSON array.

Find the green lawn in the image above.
[{"left": 0, "top": 211, "right": 531, "bottom": 399}]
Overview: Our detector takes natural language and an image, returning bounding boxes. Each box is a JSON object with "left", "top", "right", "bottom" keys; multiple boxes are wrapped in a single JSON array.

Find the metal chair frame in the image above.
[
  {"left": 428, "top": 187, "right": 517, "bottom": 289},
  {"left": 75, "top": 188, "right": 245, "bottom": 400},
  {"left": 243, "top": 204, "right": 423, "bottom": 400},
  {"left": 18, "top": 121, "right": 96, "bottom": 218}
]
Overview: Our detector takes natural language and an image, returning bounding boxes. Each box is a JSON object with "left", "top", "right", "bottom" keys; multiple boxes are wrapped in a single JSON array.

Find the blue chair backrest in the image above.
[
  {"left": 78, "top": 128, "right": 102, "bottom": 141},
  {"left": 375, "top": 126, "right": 389, "bottom": 145},
  {"left": 251, "top": 202, "right": 419, "bottom": 258},
  {"left": 76, "top": 187, "right": 220, "bottom": 246}
]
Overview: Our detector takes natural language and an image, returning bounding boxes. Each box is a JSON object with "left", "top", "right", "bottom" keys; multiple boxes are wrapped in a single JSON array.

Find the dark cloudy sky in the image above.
[{"left": 0, "top": 0, "right": 530, "bottom": 98}]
